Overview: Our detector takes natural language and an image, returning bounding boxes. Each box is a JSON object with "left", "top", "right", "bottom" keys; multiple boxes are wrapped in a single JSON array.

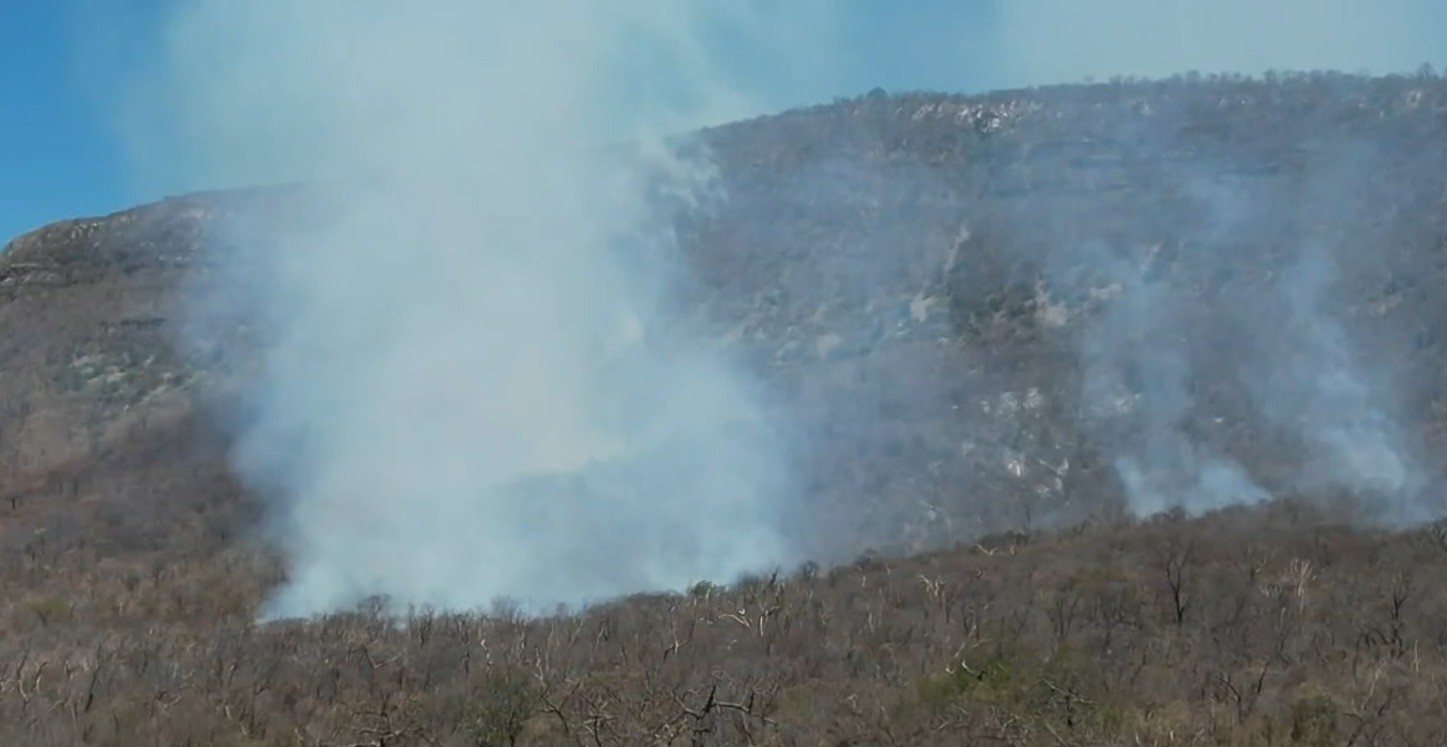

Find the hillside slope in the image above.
[
  {"left": 687, "top": 74, "right": 1447, "bottom": 560},
  {"left": 4, "top": 72, "right": 1447, "bottom": 743}
]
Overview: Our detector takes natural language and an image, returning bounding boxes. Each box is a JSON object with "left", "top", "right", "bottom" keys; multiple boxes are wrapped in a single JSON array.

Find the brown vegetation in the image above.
[
  {"left": 4, "top": 73, "right": 1447, "bottom": 743},
  {"left": 4, "top": 497, "right": 1447, "bottom": 744}
]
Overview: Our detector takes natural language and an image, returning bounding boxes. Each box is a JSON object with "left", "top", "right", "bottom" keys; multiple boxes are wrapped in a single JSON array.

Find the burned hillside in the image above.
[
  {"left": 4, "top": 71, "right": 1447, "bottom": 744},
  {"left": 684, "top": 71, "right": 1447, "bottom": 557},
  {"left": 4, "top": 72, "right": 1447, "bottom": 568}
]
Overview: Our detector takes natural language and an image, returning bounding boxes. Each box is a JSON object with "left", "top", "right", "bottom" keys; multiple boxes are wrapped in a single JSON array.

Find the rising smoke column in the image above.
[
  {"left": 119, "top": 3, "right": 1447, "bottom": 614},
  {"left": 137, "top": 2, "right": 813, "bottom": 617},
  {"left": 1072, "top": 247, "right": 1270, "bottom": 516},
  {"left": 1057, "top": 136, "right": 1439, "bottom": 522}
]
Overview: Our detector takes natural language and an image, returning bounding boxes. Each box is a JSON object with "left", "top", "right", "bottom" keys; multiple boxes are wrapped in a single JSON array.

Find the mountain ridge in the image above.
[
  {"left": 8, "top": 72, "right": 1447, "bottom": 552},
  {"left": 5, "top": 72, "right": 1447, "bottom": 743}
]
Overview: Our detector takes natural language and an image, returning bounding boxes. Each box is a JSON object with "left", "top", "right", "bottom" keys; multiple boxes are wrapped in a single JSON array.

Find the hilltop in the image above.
[{"left": 3, "top": 72, "right": 1447, "bottom": 743}]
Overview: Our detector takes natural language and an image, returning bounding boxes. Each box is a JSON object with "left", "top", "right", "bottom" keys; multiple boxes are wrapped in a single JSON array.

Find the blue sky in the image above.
[
  {"left": 2, "top": 2, "right": 1443, "bottom": 244},
  {"left": 2, "top": 3, "right": 123, "bottom": 243}
]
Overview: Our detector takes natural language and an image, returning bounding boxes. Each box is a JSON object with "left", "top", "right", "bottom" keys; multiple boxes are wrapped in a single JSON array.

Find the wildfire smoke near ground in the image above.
[{"left": 4, "top": 2, "right": 1447, "bottom": 744}]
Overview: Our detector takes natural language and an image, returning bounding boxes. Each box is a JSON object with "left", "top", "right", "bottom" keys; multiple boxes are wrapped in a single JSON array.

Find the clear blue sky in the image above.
[
  {"left": 2, "top": 3, "right": 126, "bottom": 244},
  {"left": 2, "top": 2, "right": 1442, "bottom": 245}
]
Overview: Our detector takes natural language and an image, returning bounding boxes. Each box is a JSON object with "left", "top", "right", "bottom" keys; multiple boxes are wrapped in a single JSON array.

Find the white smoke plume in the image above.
[
  {"left": 1056, "top": 139, "right": 1440, "bottom": 522},
  {"left": 1074, "top": 251, "right": 1271, "bottom": 517},
  {"left": 1257, "top": 254, "right": 1426, "bottom": 504},
  {"left": 131, "top": 2, "right": 825, "bottom": 618},
  {"left": 107, "top": 2, "right": 1447, "bottom": 617}
]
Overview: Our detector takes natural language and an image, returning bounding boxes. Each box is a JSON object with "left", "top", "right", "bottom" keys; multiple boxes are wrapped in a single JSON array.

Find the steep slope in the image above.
[
  {"left": 0, "top": 189, "right": 295, "bottom": 611},
  {"left": 4, "top": 71, "right": 1447, "bottom": 744},
  {"left": 688, "top": 72, "right": 1447, "bottom": 555},
  {"left": 6, "top": 72, "right": 1447, "bottom": 572}
]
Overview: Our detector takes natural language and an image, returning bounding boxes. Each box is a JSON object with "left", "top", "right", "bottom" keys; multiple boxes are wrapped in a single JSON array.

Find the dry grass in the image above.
[
  {"left": 4, "top": 491, "right": 1447, "bottom": 745},
  {"left": 5, "top": 73, "right": 1447, "bottom": 744}
]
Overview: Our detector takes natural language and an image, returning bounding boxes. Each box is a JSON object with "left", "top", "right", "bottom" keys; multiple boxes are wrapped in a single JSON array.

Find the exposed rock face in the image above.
[{"left": 5, "top": 73, "right": 1447, "bottom": 564}]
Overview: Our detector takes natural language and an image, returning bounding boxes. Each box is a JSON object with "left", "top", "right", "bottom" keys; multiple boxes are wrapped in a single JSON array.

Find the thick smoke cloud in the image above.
[
  {"left": 116, "top": 3, "right": 1447, "bottom": 618},
  {"left": 139, "top": 2, "right": 822, "bottom": 618}
]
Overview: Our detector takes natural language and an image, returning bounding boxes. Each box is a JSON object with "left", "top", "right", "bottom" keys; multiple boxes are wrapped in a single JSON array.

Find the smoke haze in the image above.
[
  {"left": 133, "top": 1, "right": 831, "bottom": 618},
  {"left": 1056, "top": 155, "right": 1437, "bottom": 521},
  {"left": 109, "top": 3, "right": 1447, "bottom": 618}
]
